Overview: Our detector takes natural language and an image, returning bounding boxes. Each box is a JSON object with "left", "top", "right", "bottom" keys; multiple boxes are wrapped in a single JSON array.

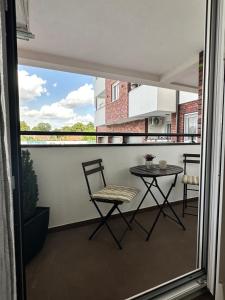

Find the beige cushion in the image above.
[
  {"left": 182, "top": 175, "right": 199, "bottom": 185},
  {"left": 92, "top": 185, "right": 139, "bottom": 203}
]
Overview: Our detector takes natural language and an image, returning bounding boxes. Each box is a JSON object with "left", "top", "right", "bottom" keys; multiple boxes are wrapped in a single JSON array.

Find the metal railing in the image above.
[{"left": 20, "top": 131, "right": 201, "bottom": 145}]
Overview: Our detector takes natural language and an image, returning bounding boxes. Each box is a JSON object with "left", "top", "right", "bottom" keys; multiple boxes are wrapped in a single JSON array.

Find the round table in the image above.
[
  {"left": 130, "top": 164, "right": 183, "bottom": 178},
  {"left": 129, "top": 164, "right": 185, "bottom": 241}
]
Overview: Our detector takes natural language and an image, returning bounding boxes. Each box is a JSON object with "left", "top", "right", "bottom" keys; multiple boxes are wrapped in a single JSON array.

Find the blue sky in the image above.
[{"left": 18, "top": 65, "right": 95, "bottom": 129}]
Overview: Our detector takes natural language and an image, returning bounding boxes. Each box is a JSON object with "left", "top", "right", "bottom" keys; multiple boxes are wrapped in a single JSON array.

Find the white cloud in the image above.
[
  {"left": 20, "top": 106, "right": 94, "bottom": 128},
  {"left": 20, "top": 103, "right": 74, "bottom": 120},
  {"left": 53, "top": 82, "right": 57, "bottom": 87},
  {"left": 59, "top": 84, "right": 94, "bottom": 108},
  {"left": 18, "top": 70, "right": 47, "bottom": 102},
  {"left": 20, "top": 83, "right": 95, "bottom": 128},
  {"left": 66, "top": 113, "right": 94, "bottom": 125}
]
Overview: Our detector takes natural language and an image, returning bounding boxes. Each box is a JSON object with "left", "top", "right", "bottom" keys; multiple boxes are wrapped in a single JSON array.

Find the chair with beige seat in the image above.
[
  {"left": 82, "top": 159, "right": 139, "bottom": 249},
  {"left": 182, "top": 153, "right": 200, "bottom": 217}
]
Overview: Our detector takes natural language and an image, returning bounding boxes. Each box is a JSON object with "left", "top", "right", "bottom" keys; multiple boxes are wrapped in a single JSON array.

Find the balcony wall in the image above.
[
  {"left": 25, "top": 144, "right": 200, "bottom": 228},
  {"left": 94, "top": 77, "right": 105, "bottom": 98},
  {"left": 94, "top": 106, "right": 105, "bottom": 126},
  {"left": 129, "top": 85, "right": 176, "bottom": 118}
]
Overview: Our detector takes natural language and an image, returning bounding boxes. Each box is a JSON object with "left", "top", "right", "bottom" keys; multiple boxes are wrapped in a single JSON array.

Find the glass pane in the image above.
[{"left": 16, "top": 0, "right": 207, "bottom": 299}]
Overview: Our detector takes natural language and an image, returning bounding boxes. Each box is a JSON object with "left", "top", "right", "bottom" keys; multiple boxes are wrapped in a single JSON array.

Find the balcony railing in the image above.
[{"left": 20, "top": 131, "right": 201, "bottom": 146}]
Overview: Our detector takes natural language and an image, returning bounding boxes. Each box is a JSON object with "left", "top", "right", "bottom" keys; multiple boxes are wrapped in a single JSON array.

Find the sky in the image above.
[{"left": 18, "top": 65, "right": 95, "bottom": 129}]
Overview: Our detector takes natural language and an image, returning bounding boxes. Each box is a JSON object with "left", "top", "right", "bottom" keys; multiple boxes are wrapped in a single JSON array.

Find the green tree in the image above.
[
  {"left": 61, "top": 126, "right": 72, "bottom": 132},
  {"left": 71, "top": 122, "right": 85, "bottom": 132},
  {"left": 32, "top": 122, "right": 52, "bottom": 132},
  {"left": 20, "top": 120, "right": 30, "bottom": 131},
  {"left": 85, "top": 122, "right": 95, "bottom": 132},
  {"left": 21, "top": 150, "right": 38, "bottom": 221}
]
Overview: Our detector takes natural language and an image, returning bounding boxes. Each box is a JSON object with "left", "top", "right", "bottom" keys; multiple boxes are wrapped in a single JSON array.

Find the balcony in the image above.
[
  {"left": 23, "top": 133, "right": 200, "bottom": 300},
  {"left": 94, "top": 106, "right": 105, "bottom": 126},
  {"left": 129, "top": 85, "right": 176, "bottom": 119},
  {"left": 94, "top": 77, "right": 105, "bottom": 98}
]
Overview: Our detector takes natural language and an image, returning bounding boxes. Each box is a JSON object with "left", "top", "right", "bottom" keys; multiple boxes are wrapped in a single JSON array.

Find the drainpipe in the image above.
[
  {"left": 176, "top": 91, "right": 180, "bottom": 143},
  {"left": 145, "top": 118, "right": 148, "bottom": 142}
]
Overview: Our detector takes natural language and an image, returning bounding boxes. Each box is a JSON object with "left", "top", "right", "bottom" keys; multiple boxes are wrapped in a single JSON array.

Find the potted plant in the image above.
[
  {"left": 144, "top": 154, "right": 155, "bottom": 169},
  {"left": 21, "top": 150, "right": 50, "bottom": 264}
]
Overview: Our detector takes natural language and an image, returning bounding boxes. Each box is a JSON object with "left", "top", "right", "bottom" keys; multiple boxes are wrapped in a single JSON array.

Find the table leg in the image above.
[
  {"left": 146, "top": 175, "right": 186, "bottom": 241},
  {"left": 129, "top": 178, "right": 155, "bottom": 223},
  {"left": 142, "top": 177, "right": 166, "bottom": 217}
]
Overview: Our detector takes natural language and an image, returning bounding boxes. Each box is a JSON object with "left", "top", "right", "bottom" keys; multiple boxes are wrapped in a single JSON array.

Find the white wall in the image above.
[
  {"left": 94, "top": 106, "right": 105, "bottom": 126},
  {"left": 179, "top": 91, "right": 198, "bottom": 104},
  {"left": 157, "top": 88, "right": 176, "bottom": 112},
  {"left": 26, "top": 144, "right": 200, "bottom": 228},
  {"left": 129, "top": 85, "right": 176, "bottom": 118},
  {"left": 94, "top": 77, "right": 105, "bottom": 98},
  {"left": 129, "top": 85, "right": 158, "bottom": 117}
]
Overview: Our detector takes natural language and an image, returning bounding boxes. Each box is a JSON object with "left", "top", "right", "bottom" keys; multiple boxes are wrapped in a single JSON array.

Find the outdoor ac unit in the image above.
[{"left": 150, "top": 117, "right": 163, "bottom": 126}]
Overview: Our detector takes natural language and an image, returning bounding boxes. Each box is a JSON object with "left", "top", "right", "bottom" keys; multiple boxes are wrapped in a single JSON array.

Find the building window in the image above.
[
  {"left": 184, "top": 112, "right": 198, "bottom": 141},
  {"left": 112, "top": 81, "right": 120, "bottom": 101}
]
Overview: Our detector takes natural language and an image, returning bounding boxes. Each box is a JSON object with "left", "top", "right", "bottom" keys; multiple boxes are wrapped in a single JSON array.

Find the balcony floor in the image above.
[{"left": 26, "top": 203, "right": 198, "bottom": 300}]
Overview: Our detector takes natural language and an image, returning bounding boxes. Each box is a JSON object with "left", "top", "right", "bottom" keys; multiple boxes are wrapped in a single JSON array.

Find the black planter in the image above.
[{"left": 24, "top": 207, "right": 50, "bottom": 264}]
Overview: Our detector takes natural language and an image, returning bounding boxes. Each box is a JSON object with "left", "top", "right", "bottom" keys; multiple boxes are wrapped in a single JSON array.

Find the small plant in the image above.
[
  {"left": 144, "top": 154, "right": 155, "bottom": 161},
  {"left": 21, "top": 150, "right": 39, "bottom": 221}
]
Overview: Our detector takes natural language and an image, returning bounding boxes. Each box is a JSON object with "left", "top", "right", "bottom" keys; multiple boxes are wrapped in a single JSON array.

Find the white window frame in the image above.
[
  {"left": 112, "top": 81, "right": 120, "bottom": 101},
  {"left": 184, "top": 112, "right": 198, "bottom": 142}
]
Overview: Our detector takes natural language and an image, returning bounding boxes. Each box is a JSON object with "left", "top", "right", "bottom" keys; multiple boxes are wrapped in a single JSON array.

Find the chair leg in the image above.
[
  {"left": 183, "top": 184, "right": 186, "bottom": 217},
  {"left": 117, "top": 206, "right": 132, "bottom": 230},
  {"left": 89, "top": 201, "right": 123, "bottom": 249},
  {"left": 184, "top": 185, "right": 188, "bottom": 208},
  {"left": 104, "top": 221, "right": 123, "bottom": 250}
]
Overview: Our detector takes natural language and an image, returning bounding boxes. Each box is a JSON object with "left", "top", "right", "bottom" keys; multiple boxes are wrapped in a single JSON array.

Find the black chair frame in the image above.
[
  {"left": 82, "top": 159, "right": 131, "bottom": 249},
  {"left": 182, "top": 153, "right": 200, "bottom": 217}
]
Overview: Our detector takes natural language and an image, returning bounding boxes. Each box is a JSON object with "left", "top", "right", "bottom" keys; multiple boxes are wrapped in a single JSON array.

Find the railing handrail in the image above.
[{"left": 20, "top": 131, "right": 201, "bottom": 137}]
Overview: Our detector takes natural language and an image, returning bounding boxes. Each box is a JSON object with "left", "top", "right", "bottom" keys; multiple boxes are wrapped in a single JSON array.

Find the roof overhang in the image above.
[{"left": 17, "top": 0, "right": 206, "bottom": 92}]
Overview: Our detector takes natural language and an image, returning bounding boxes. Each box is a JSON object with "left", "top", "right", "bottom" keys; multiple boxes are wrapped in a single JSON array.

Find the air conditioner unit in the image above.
[{"left": 150, "top": 117, "right": 163, "bottom": 126}]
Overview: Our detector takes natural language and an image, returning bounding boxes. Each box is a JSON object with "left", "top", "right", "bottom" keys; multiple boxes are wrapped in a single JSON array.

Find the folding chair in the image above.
[
  {"left": 182, "top": 153, "right": 200, "bottom": 217},
  {"left": 82, "top": 159, "right": 139, "bottom": 249}
]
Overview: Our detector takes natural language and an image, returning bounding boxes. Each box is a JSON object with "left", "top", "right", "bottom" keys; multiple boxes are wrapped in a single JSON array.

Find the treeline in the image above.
[
  {"left": 20, "top": 121, "right": 95, "bottom": 132},
  {"left": 20, "top": 121, "right": 96, "bottom": 142}
]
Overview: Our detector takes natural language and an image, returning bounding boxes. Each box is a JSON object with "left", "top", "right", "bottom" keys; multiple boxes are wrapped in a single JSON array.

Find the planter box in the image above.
[{"left": 24, "top": 207, "right": 49, "bottom": 264}]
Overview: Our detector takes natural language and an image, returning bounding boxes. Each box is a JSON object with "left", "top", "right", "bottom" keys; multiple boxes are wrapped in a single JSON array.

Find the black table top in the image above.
[{"left": 129, "top": 164, "right": 183, "bottom": 178}]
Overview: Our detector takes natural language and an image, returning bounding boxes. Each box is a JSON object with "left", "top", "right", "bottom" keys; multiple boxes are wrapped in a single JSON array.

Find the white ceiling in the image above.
[{"left": 17, "top": 0, "right": 206, "bottom": 92}]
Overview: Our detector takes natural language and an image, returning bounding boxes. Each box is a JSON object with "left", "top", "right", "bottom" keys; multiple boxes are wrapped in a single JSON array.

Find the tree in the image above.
[
  {"left": 20, "top": 120, "right": 30, "bottom": 131},
  {"left": 85, "top": 122, "right": 95, "bottom": 132},
  {"left": 61, "top": 126, "right": 72, "bottom": 132},
  {"left": 71, "top": 122, "right": 85, "bottom": 132},
  {"left": 32, "top": 122, "right": 52, "bottom": 132},
  {"left": 21, "top": 150, "right": 38, "bottom": 221}
]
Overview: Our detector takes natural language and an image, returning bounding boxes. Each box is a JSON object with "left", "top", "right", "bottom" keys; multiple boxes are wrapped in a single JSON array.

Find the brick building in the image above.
[{"left": 94, "top": 53, "right": 203, "bottom": 143}]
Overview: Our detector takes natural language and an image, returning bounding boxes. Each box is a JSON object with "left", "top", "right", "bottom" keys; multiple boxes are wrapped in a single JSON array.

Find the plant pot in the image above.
[
  {"left": 145, "top": 160, "right": 153, "bottom": 169},
  {"left": 24, "top": 207, "right": 49, "bottom": 264}
]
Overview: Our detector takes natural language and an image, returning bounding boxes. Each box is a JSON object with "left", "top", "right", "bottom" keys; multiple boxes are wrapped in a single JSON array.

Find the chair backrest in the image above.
[
  {"left": 183, "top": 153, "right": 200, "bottom": 175},
  {"left": 82, "top": 159, "right": 106, "bottom": 196}
]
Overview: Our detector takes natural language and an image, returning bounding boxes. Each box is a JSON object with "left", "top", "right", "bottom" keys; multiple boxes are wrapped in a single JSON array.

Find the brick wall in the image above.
[
  {"left": 97, "top": 119, "right": 146, "bottom": 133},
  {"left": 171, "top": 51, "right": 203, "bottom": 141},
  {"left": 105, "top": 79, "right": 130, "bottom": 124},
  {"left": 171, "top": 99, "right": 201, "bottom": 142},
  {"left": 97, "top": 119, "right": 147, "bottom": 143}
]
